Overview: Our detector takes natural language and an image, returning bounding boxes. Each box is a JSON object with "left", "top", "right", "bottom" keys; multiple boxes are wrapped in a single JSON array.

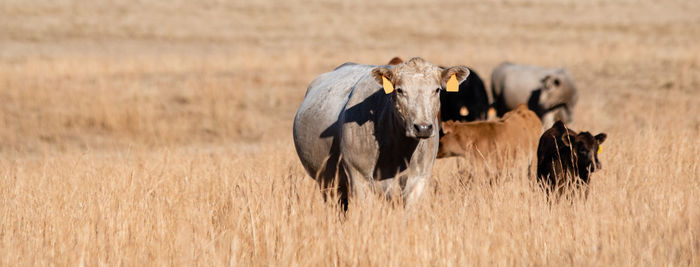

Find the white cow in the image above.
[
  {"left": 293, "top": 57, "right": 470, "bottom": 207},
  {"left": 491, "top": 62, "right": 578, "bottom": 129}
]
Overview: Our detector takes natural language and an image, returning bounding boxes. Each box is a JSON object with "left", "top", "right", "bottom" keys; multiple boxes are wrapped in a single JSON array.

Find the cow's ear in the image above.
[
  {"left": 542, "top": 75, "right": 561, "bottom": 90},
  {"left": 441, "top": 121, "right": 454, "bottom": 134},
  {"left": 387, "top": 57, "right": 403, "bottom": 65},
  {"left": 541, "top": 75, "right": 553, "bottom": 90},
  {"left": 441, "top": 66, "right": 470, "bottom": 92},
  {"left": 595, "top": 133, "right": 607, "bottom": 144},
  {"left": 371, "top": 67, "right": 395, "bottom": 94},
  {"left": 552, "top": 120, "right": 566, "bottom": 131},
  {"left": 560, "top": 134, "right": 574, "bottom": 147}
]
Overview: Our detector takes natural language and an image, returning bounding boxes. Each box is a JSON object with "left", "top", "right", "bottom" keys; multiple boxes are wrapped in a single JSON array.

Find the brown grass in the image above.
[{"left": 1, "top": 0, "right": 699, "bottom": 265}]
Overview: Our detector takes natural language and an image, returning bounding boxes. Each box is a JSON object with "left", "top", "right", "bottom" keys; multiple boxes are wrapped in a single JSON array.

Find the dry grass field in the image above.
[{"left": 1, "top": 0, "right": 699, "bottom": 265}]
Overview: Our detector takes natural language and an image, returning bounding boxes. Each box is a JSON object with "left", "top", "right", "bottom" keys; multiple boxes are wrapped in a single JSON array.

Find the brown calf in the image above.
[
  {"left": 437, "top": 104, "right": 542, "bottom": 166},
  {"left": 536, "top": 121, "right": 607, "bottom": 195}
]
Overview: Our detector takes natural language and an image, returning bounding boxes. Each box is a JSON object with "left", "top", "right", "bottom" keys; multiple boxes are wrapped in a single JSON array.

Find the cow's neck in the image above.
[
  {"left": 527, "top": 89, "right": 544, "bottom": 117},
  {"left": 575, "top": 156, "right": 591, "bottom": 183},
  {"left": 383, "top": 101, "right": 418, "bottom": 145},
  {"left": 528, "top": 89, "right": 568, "bottom": 118},
  {"left": 372, "top": 102, "right": 421, "bottom": 180}
]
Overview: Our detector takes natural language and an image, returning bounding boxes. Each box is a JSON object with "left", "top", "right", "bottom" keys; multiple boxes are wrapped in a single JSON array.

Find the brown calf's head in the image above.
[
  {"left": 561, "top": 131, "right": 607, "bottom": 173},
  {"left": 371, "top": 57, "right": 470, "bottom": 139},
  {"left": 436, "top": 121, "right": 463, "bottom": 158}
]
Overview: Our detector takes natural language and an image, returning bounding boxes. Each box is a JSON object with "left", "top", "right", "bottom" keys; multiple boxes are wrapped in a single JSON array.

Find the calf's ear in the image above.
[
  {"left": 560, "top": 134, "right": 574, "bottom": 147},
  {"left": 441, "top": 121, "right": 454, "bottom": 134},
  {"left": 595, "top": 133, "right": 607, "bottom": 144},
  {"left": 441, "top": 66, "right": 470, "bottom": 92},
  {"left": 371, "top": 67, "right": 395, "bottom": 94},
  {"left": 552, "top": 120, "right": 566, "bottom": 131}
]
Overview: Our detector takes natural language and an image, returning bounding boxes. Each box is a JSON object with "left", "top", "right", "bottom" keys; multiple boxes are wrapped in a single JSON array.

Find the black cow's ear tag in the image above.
[
  {"left": 382, "top": 76, "right": 394, "bottom": 94},
  {"left": 446, "top": 74, "right": 459, "bottom": 92}
]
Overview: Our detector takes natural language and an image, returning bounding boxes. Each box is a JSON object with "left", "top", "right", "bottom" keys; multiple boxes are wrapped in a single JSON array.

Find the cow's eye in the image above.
[
  {"left": 396, "top": 88, "right": 404, "bottom": 95},
  {"left": 434, "top": 88, "right": 441, "bottom": 94}
]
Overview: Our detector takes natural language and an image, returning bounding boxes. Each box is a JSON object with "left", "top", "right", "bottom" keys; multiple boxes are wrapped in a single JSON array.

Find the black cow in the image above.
[
  {"left": 536, "top": 121, "right": 607, "bottom": 195},
  {"left": 439, "top": 67, "right": 489, "bottom": 122}
]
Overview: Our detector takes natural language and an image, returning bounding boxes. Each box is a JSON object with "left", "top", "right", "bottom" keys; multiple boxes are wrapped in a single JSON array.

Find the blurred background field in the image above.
[{"left": 0, "top": 0, "right": 698, "bottom": 265}]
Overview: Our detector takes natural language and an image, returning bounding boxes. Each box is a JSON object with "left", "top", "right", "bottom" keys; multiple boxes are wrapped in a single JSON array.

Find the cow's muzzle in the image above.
[{"left": 413, "top": 124, "right": 433, "bottom": 139}]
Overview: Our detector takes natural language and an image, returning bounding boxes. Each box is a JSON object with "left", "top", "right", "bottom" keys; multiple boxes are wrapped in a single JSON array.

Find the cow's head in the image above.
[
  {"left": 539, "top": 70, "right": 578, "bottom": 128},
  {"left": 561, "top": 130, "right": 607, "bottom": 174},
  {"left": 372, "top": 57, "right": 470, "bottom": 139},
  {"left": 436, "top": 121, "right": 463, "bottom": 158}
]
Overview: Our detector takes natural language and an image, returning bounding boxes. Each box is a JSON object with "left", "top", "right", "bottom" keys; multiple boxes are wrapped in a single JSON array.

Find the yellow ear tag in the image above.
[
  {"left": 446, "top": 74, "right": 459, "bottom": 92},
  {"left": 598, "top": 145, "right": 603, "bottom": 154},
  {"left": 382, "top": 76, "right": 394, "bottom": 94}
]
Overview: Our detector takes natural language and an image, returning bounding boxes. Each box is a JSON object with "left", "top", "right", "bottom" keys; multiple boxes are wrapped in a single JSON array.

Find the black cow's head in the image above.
[{"left": 561, "top": 130, "right": 607, "bottom": 179}]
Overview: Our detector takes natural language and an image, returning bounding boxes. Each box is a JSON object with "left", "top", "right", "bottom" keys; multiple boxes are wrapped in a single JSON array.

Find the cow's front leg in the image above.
[
  {"left": 401, "top": 138, "right": 437, "bottom": 207},
  {"left": 402, "top": 174, "right": 428, "bottom": 207},
  {"left": 342, "top": 159, "right": 375, "bottom": 203}
]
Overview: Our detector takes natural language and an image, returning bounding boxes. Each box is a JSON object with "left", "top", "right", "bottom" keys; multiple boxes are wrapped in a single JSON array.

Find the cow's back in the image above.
[
  {"left": 293, "top": 64, "right": 374, "bottom": 178},
  {"left": 492, "top": 63, "right": 552, "bottom": 115},
  {"left": 504, "top": 64, "right": 550, "bottom": 108},
  {"left": 503, "top": 105, "right": 542, "bottom": 151}
]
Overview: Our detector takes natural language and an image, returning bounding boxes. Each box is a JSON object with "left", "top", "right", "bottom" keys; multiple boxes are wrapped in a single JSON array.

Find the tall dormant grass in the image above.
[{"left": 1, "top": 0, "right": 699, "bottom": 265}]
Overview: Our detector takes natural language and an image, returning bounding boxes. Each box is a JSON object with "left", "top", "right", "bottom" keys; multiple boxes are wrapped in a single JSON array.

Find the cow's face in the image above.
[
  {"left": 372, "top": 58, "right": 469, "bottom": 139},
  {"left": 436, "top": 122, "right": 463, "bottom": 158},
  {"left": 562, "top": 131, "right": 607, "bottom": 172},
  {"left": 539, "top": 72, "right": 577, "bottom": 127}
]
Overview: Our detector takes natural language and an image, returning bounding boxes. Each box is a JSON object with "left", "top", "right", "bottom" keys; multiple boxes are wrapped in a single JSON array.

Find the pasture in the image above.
[{"left": 1, "top": 0, "right": 698, "bottom": 265}]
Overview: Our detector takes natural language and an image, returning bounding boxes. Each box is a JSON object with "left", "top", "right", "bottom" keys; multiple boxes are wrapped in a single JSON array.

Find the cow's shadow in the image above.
[{"left": 317, "top": 90, "right": 418, "bottom": 205}]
